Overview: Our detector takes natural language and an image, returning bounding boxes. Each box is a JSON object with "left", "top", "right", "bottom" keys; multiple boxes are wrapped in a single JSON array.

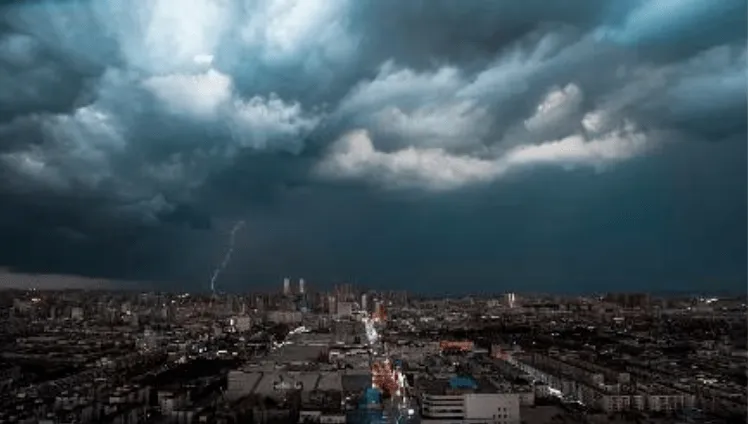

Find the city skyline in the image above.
[
  {"left": 0, "top": 1, "right": 745, "bottom": 293},
  {"left": 0, "top": 269, "right": 743, "bottom": 298},
  {"left": 1, "top": 286, "right": 746, "bottom": 423}
]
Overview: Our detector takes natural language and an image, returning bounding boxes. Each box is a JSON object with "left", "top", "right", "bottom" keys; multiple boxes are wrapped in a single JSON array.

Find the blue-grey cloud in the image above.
[{"left": 0, "top": 0, "right": 744, "bottom": 292}]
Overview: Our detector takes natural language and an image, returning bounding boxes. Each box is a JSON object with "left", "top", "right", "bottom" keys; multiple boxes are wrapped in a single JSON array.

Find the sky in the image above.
[{"left": 0, "top": 0, "right": 745, "bottom": 294}]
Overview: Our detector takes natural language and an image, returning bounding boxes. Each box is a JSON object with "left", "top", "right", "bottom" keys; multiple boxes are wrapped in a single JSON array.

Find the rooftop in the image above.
[{"left": 418, "top": 376, "right": 503, "bottom": 395}]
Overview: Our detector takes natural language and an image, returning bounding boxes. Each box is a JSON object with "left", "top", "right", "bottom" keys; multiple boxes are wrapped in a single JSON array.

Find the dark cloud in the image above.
[{"left": 0, "top": 0, "right": 744, "bottom": 293}]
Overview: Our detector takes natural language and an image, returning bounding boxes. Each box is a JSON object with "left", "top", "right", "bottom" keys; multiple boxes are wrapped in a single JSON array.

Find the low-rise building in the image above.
[{"left": 418, "top": 376, "right": 520, "bottom": 424}]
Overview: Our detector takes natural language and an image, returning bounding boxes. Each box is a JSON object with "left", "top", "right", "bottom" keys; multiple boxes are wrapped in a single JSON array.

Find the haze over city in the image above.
[{"left": 0, "top": 0, "right": 745, "bottom": 293}]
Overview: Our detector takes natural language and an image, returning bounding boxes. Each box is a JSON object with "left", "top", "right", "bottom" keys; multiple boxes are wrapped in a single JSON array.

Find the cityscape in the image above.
[
  {"left": 0, "top": 1, "right": 746, "bottom": 424},
  {"left": 0, "top": 281, "right": 745, "bottom": 424}
]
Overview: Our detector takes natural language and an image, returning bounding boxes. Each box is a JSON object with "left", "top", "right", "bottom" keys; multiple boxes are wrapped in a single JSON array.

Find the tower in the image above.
[
  {"left": 283, "top": 278, "right": 290, "bottom": 296},
  {"left": 504, "top": 292, "right": 516, "bottom": 309},
  {"left": 299, "top": 278, "right": 305, "bottom": 295},
  {"left": 361, "top": 293, "right": 368, "bottom": 313}
]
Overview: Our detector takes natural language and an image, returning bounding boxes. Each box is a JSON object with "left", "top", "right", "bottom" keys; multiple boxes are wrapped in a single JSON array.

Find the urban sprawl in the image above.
[{"left": 0, "top": 280, "right": 746, "bottom": 424}]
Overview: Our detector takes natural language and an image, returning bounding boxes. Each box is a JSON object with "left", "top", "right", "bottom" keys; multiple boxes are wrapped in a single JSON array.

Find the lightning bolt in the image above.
[{"left": 210, "top": 220, "right": 245, "bottom": 294}]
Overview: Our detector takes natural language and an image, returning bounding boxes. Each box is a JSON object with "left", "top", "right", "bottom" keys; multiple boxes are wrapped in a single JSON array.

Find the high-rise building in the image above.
[
  {"left": 373, "top": 301, "right": 386, "bottom": 322},
  {"left": 253, "top": 295, "right": 266, "bottom": 312},
  {"left": 283, "top": 278, "right": 290, "bottom": 296},
  {"left": 335, "top": 284, "right": 354, "bottom": 302},
  {"left": 328, "top": 295, "right": 337, "bottom": 316},
  {"left": 299, "top": 278, "right": 306, "bottom": 295},
  {"left": 361, "top": 293, "right": 368, "bottom": 313},
  {"left": 504, "top": 293, "right": 516, "bottom": 309}
]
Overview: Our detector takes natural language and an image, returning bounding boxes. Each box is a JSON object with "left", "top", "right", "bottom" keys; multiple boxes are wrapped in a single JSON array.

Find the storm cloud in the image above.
[{"left": 0, "top": 0, "right": 745, "bottom": 293}]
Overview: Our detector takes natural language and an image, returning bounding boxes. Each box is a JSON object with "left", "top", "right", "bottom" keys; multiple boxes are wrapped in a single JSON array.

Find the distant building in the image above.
[
  {"left": 604, "top": 293, "right": 650, "bottom": 309},
  {"left": 71, "top": 306, "right": 84, "bottom": 320},
  {"left": 231, "top": 316, "right": 252, "bottom": 333},
  {"left": 283, "top": 278, "right": 291, "bottom": 296},
  {"left": 504, "top": 293, "right": 517, "bottom": 309},
  {"left": 267, "top": 311, "right": 302, "bottom": 325},
  {"left": 327, "top": 296, "right": 337, "bottom": 316},
  {"left": 335, "top": 284, "right": 354, "bottom": 302},
  {"left": 360, "top": 294, "right": 368, "bottom": 313},
  {"left": 336, "top": 302, "right": 353, "bottom": 319},
  {"left": 299, "top": 278, "right": 306, "bottom": 295},
  {"left": 373, "top": 301, "right": 386, "bottom": 322}
]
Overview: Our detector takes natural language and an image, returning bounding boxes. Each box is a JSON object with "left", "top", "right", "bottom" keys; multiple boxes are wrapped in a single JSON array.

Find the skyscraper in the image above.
[
  {"left": 299, "top": 278, "right": 305, "bottom": 295},
  {"left": 283, "top": 278, "right": 290, "bottom": 296},
  {"left": 504, "top": 292, "right": 516, "bottom": 309},
  {"left": 328, "top": 295, "right": 337, "bottom": 316},
  {"left": 361, "top": 293, "right": 368, "bottom": 313}
]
